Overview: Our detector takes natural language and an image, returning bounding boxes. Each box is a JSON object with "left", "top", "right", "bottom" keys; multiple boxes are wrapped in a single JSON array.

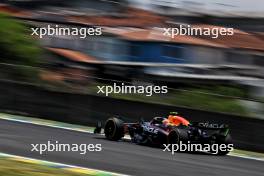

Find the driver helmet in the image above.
[{"left": 166, "top": 112, "right": 190, "bottom": 126}]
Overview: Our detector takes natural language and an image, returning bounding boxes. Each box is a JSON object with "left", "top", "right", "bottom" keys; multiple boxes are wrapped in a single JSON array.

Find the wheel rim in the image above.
[{"left": 105, "top": 120, "right": 116, "bottom": 138}]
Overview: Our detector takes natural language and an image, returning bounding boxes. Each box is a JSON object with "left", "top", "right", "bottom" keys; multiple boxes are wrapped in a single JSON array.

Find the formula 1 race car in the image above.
[{"left": 94, "top": 112, "right": 232, "bottom": 155}]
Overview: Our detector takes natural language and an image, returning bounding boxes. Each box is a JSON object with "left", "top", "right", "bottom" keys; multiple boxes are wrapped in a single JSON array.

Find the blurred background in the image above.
[
  {"left": 1, "top": 2, "right": 264, "bottom": 175},
  {"left": 0, "top": 0, "right": 264, "bottom": 118}
]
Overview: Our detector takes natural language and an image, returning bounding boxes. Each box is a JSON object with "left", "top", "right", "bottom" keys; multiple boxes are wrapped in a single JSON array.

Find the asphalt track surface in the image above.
[{"left": 0, "top": 119, "right": 263, "bottom": 176}]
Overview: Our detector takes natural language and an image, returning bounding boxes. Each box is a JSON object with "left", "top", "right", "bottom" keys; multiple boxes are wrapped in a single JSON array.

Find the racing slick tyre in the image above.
[
  {"left": 104, "top": 117, "right": 124, "bottom": 141},
  {"left": 167, "top": 128, "right": 188, "bottom": 145},
  {"left": 215, "top": 134, "right": 233, "bottom": 156}
]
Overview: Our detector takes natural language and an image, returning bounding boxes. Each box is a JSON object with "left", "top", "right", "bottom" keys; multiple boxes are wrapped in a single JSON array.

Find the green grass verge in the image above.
[
  {"left": 86, "top": 83, "right": 249, "bottom": 116},
  {"left": 0, "top": 158, "right": 87, "bottom": 176}
]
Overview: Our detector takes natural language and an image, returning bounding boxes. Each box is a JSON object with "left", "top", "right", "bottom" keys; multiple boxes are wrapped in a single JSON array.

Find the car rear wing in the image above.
[
  {"left": 191, "top": 122, "right": 229, "bottom": 129},
  {"left": 191, "top": 122, "right": 230, "bottom": 136}
]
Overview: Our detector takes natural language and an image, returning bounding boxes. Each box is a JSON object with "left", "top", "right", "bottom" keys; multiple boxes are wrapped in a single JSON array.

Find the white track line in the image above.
[
  {"left": 228, "top": 153, "right": 264, "bottom": 162},
  {"left": 0, "top": 116, "right": 94, "bottom": 134}
]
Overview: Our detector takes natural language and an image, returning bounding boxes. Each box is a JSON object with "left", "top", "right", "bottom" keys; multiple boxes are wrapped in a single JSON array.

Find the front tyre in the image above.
[{"left": 104, "top": 118, "right": 124, "bottom": 141}]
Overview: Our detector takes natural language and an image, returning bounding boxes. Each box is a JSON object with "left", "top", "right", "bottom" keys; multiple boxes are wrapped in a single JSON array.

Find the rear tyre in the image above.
[
  {"left": 104, "top": 118, "right": 124, "bottom": 141},
  {"left": 167, "top": 128, "right": 188, "bottom": 145}
]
